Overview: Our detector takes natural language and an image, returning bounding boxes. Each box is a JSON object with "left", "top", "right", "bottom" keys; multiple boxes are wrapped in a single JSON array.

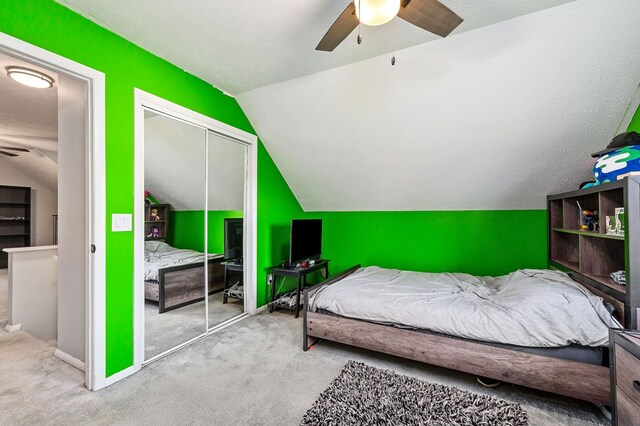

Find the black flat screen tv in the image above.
[
  {"left": 224, "top": 218, "right": 243, "bottom": 260},
  {"left": 289, "top": 219, "right": 322, "bottom": 264}
]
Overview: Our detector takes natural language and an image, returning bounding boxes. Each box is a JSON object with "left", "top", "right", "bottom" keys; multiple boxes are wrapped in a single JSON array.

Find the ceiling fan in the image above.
[
  {"left": 316, "top": 0, "right": 463, "bottom": 52},
  {"left": 0, "top": 146, "right": 29, "bottom": 157}
]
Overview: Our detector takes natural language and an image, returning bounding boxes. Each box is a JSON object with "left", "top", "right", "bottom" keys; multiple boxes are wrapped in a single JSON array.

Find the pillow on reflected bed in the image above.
[{"left": 144, "top": 240, "right": 172, "bottom": 253}]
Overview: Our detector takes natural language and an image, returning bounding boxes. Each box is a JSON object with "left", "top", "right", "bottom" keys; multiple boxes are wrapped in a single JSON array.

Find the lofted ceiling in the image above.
[
  {"left": 56, "top": 0, "right": 575, "bottom": 95},
  {"left": 0, "top": 51, "right": 58, "bottom": 191},
  {"left": 238, "top": 0, "right": 640, "bottom": 211},
  {"left": 51, "top": 0, "right": 640, "bottom": 212}
]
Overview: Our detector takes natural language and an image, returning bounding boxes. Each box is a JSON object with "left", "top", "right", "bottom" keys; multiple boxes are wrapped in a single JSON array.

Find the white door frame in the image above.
[
  {"left": 132, "top": 89, "right": 258, "bottom": 370},
  {"left": 0, "top": 32, "right": 107, "bottom": 390}
]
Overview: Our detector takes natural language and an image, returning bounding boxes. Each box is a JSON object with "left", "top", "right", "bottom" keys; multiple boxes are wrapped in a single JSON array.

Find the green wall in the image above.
[
  {"left": 257, "top": 143, "right": 305, "bottom": 305},
  {"left": 168, "top": 210, "right": 242, "bottom": 254},
  {"left": 315, "top": 210, "right": 547, "bottom": 277},
  {"left": 0, "top": 0, "right": 301, "bottom": 377},
  {"left": 628, "top": 104, "right": 640, "bottom": 132}
]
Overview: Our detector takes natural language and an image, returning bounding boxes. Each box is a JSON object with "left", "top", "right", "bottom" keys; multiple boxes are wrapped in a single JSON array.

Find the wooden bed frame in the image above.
[
  {"left": 145, "top": 255, "right": 226, "bottom": 313},
  {"left": 303, "top": 265, "right": 616, "bottom": 405}
]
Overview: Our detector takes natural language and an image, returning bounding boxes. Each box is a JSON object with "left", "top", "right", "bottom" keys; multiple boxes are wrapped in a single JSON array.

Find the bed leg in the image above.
[
  {"left": 303, "top": 288, "right": 308, "bottom": 351},
  {"left": 595, "top": 404, "right": 612, "bottom": 421}
]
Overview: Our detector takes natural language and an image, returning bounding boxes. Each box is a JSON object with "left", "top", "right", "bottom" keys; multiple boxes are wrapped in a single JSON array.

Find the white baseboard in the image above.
[
  {"left": 255, "top": 305, "right": 268, "bottom": 314},
  {"left": 5, "top": 323, "right": 21, "bottom": 332},
  {"left": 54, "top": 349, "right": 85, "bottom": 372},
  {"left": 105, "top": 365, "right": 138, "bottom": 387}
]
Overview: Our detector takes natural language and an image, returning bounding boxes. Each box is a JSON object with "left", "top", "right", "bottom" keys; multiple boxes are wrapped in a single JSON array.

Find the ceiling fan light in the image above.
[
  {"left": 354, "top": 0, "right": 401, "bottom": 26},
  {"left": 6, "top": 66, "right": 54, "bottom": 89}
]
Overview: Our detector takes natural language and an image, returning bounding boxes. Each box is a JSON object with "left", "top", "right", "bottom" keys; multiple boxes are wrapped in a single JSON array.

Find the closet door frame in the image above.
[{"left": 133, "top": 89, "right": 258, "bottom": 370}]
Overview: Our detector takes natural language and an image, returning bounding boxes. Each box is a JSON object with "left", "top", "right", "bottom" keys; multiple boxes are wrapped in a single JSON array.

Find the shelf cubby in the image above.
[
  {"left": 0, "top": 185, "right": 31, "bottom": 268},
  {"left": 562, "top": 193, "right": 599, "bottom": 231},
  {"left": 550, "top": 231, "right": 578, "bottom": 269},
  {"left": 548, "top": 178, "right": 640, "bottom": 329},
  {"left": 144, "top": 203, "right": 170, "bottom": 241}
]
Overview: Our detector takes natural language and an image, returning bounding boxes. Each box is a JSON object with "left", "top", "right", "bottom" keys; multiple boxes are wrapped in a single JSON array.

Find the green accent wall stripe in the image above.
[
  {"left": 628, "top": 105, "right": 640, "bottom": 132},
  {"left": 168, "top": 210, "right": 243, "bottom": 254},
  {"left": 316, "top": 210, "right": 548, "bottom": 278}
]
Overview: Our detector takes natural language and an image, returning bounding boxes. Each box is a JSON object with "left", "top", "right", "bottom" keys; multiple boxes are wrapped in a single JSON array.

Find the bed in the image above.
[
  {"left": 144, "top": 241, "right": 225, "bottom": 313},
  {"left": 303, "top": 265, "right": 622, "bottom": 404}
]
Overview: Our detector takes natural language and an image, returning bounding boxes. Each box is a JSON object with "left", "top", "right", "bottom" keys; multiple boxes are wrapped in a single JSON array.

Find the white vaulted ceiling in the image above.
[
  {"left": 56, "top": 0, "right": 575, "bottom": 95},
  {"left": 0, "top": 52, "right": 58, "bottom": 192},
  {"left": 238, "top": 0, "right": 640, "bottom": 210},
  {"left": 55, "top": 0, "right": 640, "bottom": 211}
]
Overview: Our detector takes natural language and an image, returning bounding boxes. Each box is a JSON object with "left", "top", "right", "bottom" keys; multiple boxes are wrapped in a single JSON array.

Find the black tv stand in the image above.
[
  {"left": 222, "top": 260, "right": 244, "bottom": 303},
  {"left": 268, "top": 259, "right": 330, "bottom": 318}
]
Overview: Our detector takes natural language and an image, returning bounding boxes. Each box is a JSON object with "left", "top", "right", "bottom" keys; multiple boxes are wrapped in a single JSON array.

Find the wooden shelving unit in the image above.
[
  {"left": 144, "top": 203, "right": 170, "bottom": 241},
  {"left": 548, "top": 177, "right": 640, "bottom": 328},
  {"left": 0, "top": 185, "right": 31, "bottom": 268}
]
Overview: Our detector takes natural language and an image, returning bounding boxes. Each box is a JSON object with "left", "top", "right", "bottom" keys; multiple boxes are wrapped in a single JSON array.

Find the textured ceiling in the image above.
[
  {"left": 0, "top": 51, "right": 58, "bottom": 191},
  {"left": 238, "top": 0, "right": 640, "bottom": 211},
  {"left": 0, "top": 52, "right": 58, "bottom": 147},
  {"left": 56, "top": 0, "right": 575, "bottom": 94}
]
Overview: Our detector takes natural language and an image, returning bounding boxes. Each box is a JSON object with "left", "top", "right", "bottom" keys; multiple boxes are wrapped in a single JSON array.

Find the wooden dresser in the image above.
[{"left": 611, "top": 329, "right": 640, "bottom": 425}]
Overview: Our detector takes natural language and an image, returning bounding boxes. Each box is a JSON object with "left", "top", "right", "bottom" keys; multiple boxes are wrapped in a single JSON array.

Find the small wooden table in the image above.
[{"left": 269, "top": 260, "right": 329, "bottom": 318}]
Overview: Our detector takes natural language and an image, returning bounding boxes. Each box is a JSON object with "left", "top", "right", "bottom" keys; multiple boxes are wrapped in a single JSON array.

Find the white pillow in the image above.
[{"left": 144, "top": 240, "right": 171, "bottom": 253}]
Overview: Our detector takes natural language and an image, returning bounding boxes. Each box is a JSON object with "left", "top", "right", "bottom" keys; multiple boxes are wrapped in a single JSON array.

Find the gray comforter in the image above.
[
  {"left": 144, "top": 241, "right": 215, "bottom": 282},
  {"left": 309, "top": 266, "right": 620, "bottom": 347}
]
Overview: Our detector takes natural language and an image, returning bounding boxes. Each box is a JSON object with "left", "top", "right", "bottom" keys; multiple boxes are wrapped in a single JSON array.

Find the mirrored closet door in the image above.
[
  {"left": 207, "top": 131, "right": 246, "bottom": 330},
  {"left": 143, "top": 110, "right": 207, "bottom": 361}
]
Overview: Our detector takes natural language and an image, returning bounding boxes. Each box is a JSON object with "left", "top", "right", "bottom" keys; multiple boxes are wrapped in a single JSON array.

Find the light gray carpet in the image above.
[
  {"left": 0, "top": 311, "right": 608, "bottom": 426},
  {"left": 0, "top": 268, "right": 8, "bottom": 329},
  {"left": 145, "top": 291, "right": 243, "bottom": 359},
  {"left": 302, "top": 360, "right": 528, "bottom": 425}
]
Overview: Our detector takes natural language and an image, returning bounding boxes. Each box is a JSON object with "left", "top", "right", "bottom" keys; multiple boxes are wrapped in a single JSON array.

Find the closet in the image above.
[{"left": 142, "top": 109, "right": 247, "bottom": 361}]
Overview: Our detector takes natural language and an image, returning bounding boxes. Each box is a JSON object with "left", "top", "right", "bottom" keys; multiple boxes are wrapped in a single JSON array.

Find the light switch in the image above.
[{"left": 112, "top": 214, "right": 132, "bottom": 232}]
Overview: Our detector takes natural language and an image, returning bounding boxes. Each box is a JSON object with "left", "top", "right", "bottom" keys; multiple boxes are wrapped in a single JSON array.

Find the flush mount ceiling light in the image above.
[
  {"left": 6, "top": 66, "right": 54, "bottom": 89},
  {"left": 354, "top": 0, "right": 401, "bottom": 26}
]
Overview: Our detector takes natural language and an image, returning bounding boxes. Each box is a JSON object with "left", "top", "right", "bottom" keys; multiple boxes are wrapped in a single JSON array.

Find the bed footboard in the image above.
[
  {"left": 305, "top": 312, "right": 610, "bottom": 404},
  {"left": 158, "top": 257, "right": 225, "bottom": 313}
]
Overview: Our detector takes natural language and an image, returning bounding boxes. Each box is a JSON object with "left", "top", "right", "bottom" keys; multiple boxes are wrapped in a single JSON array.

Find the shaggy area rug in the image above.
[{"left": 301, "top": 361, "right": 527, "bottom": 426}]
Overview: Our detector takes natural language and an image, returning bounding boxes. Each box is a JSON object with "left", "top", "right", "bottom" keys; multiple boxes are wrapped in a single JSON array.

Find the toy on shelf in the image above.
[
  {"left": 579, "top": 209, "right": 598, "bottom": 231},
  {"left": 144, "top": 189, "right": 160, "bottom": 205},
  {"left": 149, "top": 208, "right": 161, "bottom": 221},
  {"left": 585, "top": 132, "right": 640, "bottom": 187},
  {"left": 147, "top": 226, "right": 160, "bottom": 238}
]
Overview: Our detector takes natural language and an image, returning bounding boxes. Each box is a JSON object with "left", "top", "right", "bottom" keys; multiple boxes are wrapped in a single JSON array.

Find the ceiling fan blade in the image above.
[
  {"left": 316, "top": 2, "right": 360, "bottom": 52},
  {"left": 398, "top": 0, "right": 463, "bottom": 38},
  {"left": 0, "top": 150, "right": 18, "bottom": 157},
  {"left": 0, "top": 136, "right": 57, "bottom": 152},
  {"left": 0, "top": 146, "right": 29, "bottom": 152}
]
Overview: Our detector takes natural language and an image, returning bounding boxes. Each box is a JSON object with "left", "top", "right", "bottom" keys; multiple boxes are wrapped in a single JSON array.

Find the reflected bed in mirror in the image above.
[{"left": 144, "top": 240, "right": 223, "bottom": 313}]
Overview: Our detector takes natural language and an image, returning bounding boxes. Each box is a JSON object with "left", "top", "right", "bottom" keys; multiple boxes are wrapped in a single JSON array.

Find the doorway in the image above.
[
  {"left": 133, "top": 90, "right": 257, "bottom": 366},
  {"left": 0, "top": 32, "right": 106, "bottom": 390}
]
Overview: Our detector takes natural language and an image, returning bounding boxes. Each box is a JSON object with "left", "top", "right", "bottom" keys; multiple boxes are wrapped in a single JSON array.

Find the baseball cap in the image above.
[{"left": 591, "top": 131, "right": 640, "bottom": 158}]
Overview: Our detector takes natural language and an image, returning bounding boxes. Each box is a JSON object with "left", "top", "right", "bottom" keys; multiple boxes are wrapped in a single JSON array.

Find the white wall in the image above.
[
  {"left": 238, "top": 0, "right": 640, "bottom": 211},
  {"left": 5, "top": 246, "right": 58, "bottom": 341},
  {"left": 0, "top": 158, "right": 57, "bottom": 245},
  {"left": 57, "top": 73, "right": 86, "bottom": 363}
]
